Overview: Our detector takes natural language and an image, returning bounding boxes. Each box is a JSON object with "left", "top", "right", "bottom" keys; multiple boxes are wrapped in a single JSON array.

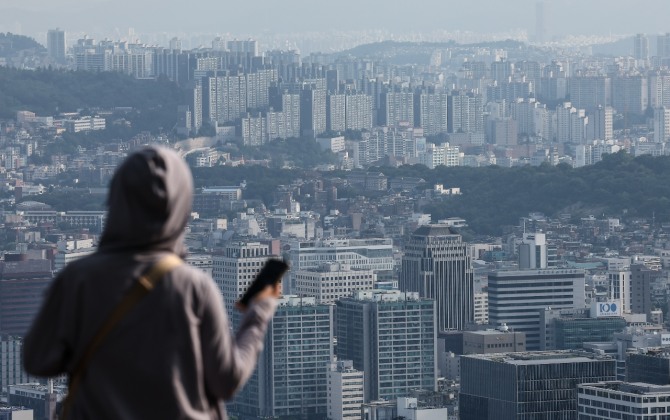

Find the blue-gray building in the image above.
[
  {"left": 460, "top": 351, "right": 616, "bottom": 420},
  {"left": 336, "top": 290, "right": 437, "bottom": 402}
]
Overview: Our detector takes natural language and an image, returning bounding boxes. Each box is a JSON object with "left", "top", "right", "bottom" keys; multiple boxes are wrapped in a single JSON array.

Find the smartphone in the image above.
[{"left": 237, "top": 259, "right": 289, "bottom": 308}]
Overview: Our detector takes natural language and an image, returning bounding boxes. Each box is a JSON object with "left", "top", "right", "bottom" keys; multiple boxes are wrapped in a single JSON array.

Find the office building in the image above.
[
  {"left": 518, "top": 232, "right": 547, "bottom": 269},
  {"left": 211, "top": 241, "right": 275, "bottom": 318},
  {"left": 8, "top": 383, "right": 64, "bottom": 420},
  {"left": 400, "top": 224, "right": 474, "bottom": 331},
  {"left": 286, "top": 238, "right": 394, "bottom": 294},
  {"left": 462, "top": 329, "right": 526, "bottom": 355},
  {"left": 336, "top": 290, "right": 437, "bottom": 402},
  {"left": 460, "top": 351, "right": 616, "bottom": 420},
  {"left": 540, "top": 305, "right": 627, "bottom": 350},
  {"left": 0, "top": 335, "right": 33, "bottom": 395},
  {"left": 609, "top": 269, "right": 632, "bottom": 314},
  {"left": 627, "top": 348, "right": 670, "bottom": 385},
  {"left": 47, "top": 28, "right": 66, "bottom": 62},
  {"left": 0, "top": 259, "right": 53, "bottom": 337},
  {"left": 327, "top": 360, "right": 364, "bottom": 420},
  {"left": 631, "top": 263, "right": 658, "bottom": 317},
  {"left": 578, "top": 381, "right": 670, "bottom": 419},
  {"left": 488, "top": 268, "right": 586, "bottom": 350},
  {"left": 293, "top": 263, "right": 375, "bottom": 304},
  {"left": 233, "top": 296, "right": 333, "bottom": 419}
]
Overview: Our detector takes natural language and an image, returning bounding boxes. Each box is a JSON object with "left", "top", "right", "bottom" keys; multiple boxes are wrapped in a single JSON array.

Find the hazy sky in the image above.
[{"left": 1, "top": 0, "right": 668, "bottom": 41}]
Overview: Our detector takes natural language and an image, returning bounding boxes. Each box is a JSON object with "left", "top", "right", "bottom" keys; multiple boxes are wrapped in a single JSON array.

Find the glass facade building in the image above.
[
  {"left": 460, "top": 351, "right": 616, "bottom": 420},
  {"left": 541, "top": 308, "right": 628, "bottom": 350},
  {"left": 627, "top": 350, "right": 670, "bottom": 385},
  {"left": 554, "top": 317, "right": 627, "bottom": 350}
]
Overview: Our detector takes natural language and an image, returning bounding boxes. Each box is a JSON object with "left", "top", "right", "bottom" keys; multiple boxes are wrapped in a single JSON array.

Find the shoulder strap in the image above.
[{"left": 61, "top": 254, "right": 182, "bottom": 419}]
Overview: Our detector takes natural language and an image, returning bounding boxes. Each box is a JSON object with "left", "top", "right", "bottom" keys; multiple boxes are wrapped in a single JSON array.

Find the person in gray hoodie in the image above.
[{"left": 23, "top": 146, "right": 279, "bottom": 419}]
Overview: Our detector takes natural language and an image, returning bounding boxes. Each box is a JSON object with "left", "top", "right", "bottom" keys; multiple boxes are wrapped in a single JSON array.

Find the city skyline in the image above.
[{"left": 1, "top": 0, "right": 670, "bottom": 47}]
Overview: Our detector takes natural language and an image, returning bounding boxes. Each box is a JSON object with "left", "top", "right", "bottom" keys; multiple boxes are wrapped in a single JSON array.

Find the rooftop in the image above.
[
  {"left": 465, "top": 350, "right": 613, "bottom": 365},
  {"left": 413, "top": 224, "right": 459, "bottom": 237},
  {"left": 580, "top": 381, "right": 670, "bottom": 395}
]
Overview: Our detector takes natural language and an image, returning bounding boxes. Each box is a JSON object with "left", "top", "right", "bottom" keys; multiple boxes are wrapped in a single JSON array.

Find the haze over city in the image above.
[
  {"left": 2, "top": 0, "right": 670, "bottom": 47},
  {"left": 3, "top": 0, "right": 670, "bottom": 419}
]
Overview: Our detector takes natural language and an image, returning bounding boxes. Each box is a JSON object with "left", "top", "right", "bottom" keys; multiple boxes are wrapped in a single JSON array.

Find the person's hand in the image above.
[{"left": 235, "top": 282, "right": 282, "bottom": 312}]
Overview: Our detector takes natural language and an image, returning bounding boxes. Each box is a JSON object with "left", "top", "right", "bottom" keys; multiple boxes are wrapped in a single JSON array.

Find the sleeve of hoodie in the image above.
[
  {"left": 199, "top": 278, "right": 278, "bottom": 400},
  {"left": 22, "top": 272, "right": 73, "bottom": 377}
]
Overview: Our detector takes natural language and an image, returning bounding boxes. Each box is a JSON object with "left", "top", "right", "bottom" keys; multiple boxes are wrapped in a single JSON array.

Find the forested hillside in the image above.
[
  {"left": 379, "top": 152, "right": 670, "bottom": 234},
  {"left": 0, "top": 67, "right": 185, "bottom": 119}
]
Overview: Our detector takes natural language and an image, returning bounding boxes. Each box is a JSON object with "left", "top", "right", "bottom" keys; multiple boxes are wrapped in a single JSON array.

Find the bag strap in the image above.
[{"left": 61, "top": 254, "right": 183, "bottom": 419}]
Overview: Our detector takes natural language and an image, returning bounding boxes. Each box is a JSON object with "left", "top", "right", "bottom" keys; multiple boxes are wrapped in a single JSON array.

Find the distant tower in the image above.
[
  {"left": 658, "top": 33, "right": 670, "bottom": 58},
  {"left": 169, "top": 37, "right": 182, "bottom": 52},
  {"left": 633, "top": 34, "right": 649, "bottom": 61},
  {"left": 47, "top": 28, "right": 66, "bottom": 63},
  {"left": 535, "top": 1, "right": 547, "bottom": 43}
]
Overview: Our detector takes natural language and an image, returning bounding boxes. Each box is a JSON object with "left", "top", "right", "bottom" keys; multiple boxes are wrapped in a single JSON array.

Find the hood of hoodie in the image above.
[{"left": 99, "top": 146, "right": 193, "bottom": 255}]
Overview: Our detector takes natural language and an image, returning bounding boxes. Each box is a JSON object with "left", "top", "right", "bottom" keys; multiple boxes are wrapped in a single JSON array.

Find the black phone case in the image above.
[{"left": 238, "top": 259, "right": 289, "bottom": 307}]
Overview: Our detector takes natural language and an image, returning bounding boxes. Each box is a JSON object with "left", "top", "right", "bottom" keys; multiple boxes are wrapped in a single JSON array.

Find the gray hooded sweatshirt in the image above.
[{"left": 23, "top": 146, "right": 276, "bottom": 419}]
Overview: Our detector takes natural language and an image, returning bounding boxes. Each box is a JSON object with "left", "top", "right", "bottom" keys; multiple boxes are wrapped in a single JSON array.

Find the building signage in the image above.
[{"left": 591, "top": 301, "right": 621, "bottom": 318}]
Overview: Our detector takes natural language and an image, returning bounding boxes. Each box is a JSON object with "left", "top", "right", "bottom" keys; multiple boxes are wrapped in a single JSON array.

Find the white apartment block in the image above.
[
  {"left": 63, "top": 116, "right": 106, "bottom": 133},
  {"left": 327, "top": 360, "right": 364, "bottom": 420},
  {"left": 293, "top": 263, "right": 375, "bottom": 304}
]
